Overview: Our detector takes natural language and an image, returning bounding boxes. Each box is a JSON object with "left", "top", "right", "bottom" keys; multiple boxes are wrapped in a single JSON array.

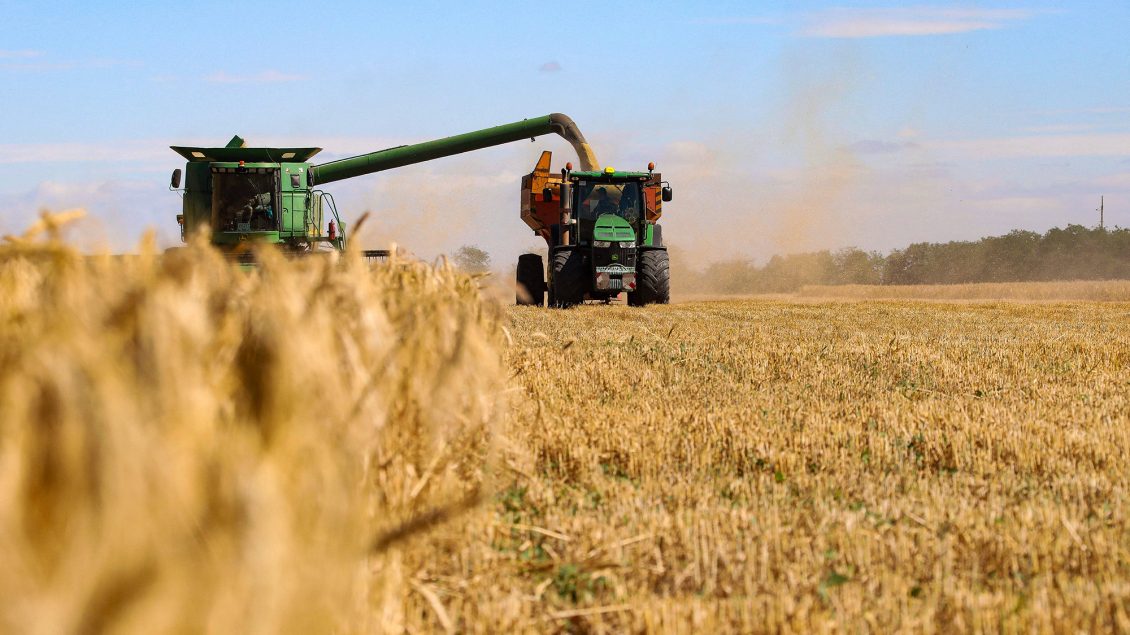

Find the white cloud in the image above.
[
  {"left": 929, "top": 133, "right": 1130, "bottom": 160},
  {"left": 0, "top": 141, "right": 172, "bottom": 164},
  {"left": 0, "top": 133, "right": 520, "bottom": 166},
  {"left": 204, "top": 70, "right": 306, "bottom": 84},
  {"left": 691, "top": 16, "right": 781, "bottom": 26},
  {"left": 0, "top": 179, "right": 177, "bottom": 251},
  {"left": 1029, "top": 105, "right": 1130, "bottom": 116},
  {"left": 1090, "top": 172, "right": 1130, "bottom": 189},
  {"left": 846, "top": 139, "right": 918, "bottom": 154},
  {"left": 803, "top": 7, "right": 1037, "bottom": 38},
  {"left": 965, "top": 196, "right": 1062, "bottom": 214},
  {"left": 0, "top": 53, "right": 141, "bottom": 71},
  {"left": 1021, "top": 123, "right": 1096, "bottom": 134},
  {"left": 1084, "top": 106, "right": 1130, "bottom": 115},
  {"left": 0, "top": 50, "right": 41, "bottom": 59}
]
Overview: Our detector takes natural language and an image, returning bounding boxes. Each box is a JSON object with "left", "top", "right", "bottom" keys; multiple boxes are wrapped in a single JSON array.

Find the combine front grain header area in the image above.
[{"left": 2, "top": 215, "right": 1130, "bottom": 632}]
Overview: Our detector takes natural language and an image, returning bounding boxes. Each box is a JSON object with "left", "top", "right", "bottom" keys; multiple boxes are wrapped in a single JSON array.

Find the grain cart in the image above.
[
  {"left": 516, "top": 152, "right": 672, "bottom": 307},
  {"left": 169, "top": 114, "right": 599, "bottom": 261}
]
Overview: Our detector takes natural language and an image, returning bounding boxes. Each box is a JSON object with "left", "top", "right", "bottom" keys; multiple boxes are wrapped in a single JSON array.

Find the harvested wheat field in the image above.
[
  {"left": 798, "top": 280, "right": 1130, "bottom": 302},
  {"left": 2, "top": 231, "right": 1129, "bottom": 633},
  {"left": 414, "top": 297, "right": 1130, "bottom": 632}
]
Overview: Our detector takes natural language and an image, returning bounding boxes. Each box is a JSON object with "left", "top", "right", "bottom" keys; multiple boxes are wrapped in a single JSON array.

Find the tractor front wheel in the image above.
[
  {"left": 552, "top": 249, "right": 586, "bottom": 308},
  {"left": 516, "top": 253, "right": 545, "bottom": 306},
  {"left": 630, "top": 249, "right": 670, "bottom": 306}
]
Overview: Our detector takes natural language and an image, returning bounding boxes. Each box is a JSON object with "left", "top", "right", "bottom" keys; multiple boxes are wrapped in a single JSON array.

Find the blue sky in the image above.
[{"left": 1, "top": 1, "right": 1128, "bottom": 265}]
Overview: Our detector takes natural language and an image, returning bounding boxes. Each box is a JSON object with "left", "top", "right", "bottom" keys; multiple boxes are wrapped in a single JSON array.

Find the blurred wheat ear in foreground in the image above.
[{"left": 0, "top": 215, "right": 507, "bottom": 634}]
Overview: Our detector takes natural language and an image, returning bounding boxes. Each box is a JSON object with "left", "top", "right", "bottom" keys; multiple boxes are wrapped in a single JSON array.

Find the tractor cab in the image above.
[
  {"left": 567, "top": 166, "right": 670, "bottom": 250},
  {"left": 574, "top": 178, "right": 644, "bottom": 245}
]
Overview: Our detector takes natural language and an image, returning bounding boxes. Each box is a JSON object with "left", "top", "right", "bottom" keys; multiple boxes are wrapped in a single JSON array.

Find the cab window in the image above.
[
  {"left": 212, "top": 171, "right": 278, "bottom": 232},
  {"left": 576, "top": 181, "right": 642, "bottom": 224}
]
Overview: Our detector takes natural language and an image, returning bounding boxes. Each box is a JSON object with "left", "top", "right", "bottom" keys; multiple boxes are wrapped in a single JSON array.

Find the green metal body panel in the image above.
[
  {"left": 182, "top": 162, "right": 212, "bottom": 237},
  {"left": 593, "top": 215, "right": 636, "bottom": 242},
  {"left": 211, "top": 231, "right": 282, "bottom": 246}
]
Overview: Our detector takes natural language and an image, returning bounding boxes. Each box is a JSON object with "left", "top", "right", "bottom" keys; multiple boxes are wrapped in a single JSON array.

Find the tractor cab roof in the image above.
[
  {"left": 569, "top": 170, "right": 652, "bottom": 180},
  {"left": 171, "top": 135, "right": 321, "bottom": 163}
]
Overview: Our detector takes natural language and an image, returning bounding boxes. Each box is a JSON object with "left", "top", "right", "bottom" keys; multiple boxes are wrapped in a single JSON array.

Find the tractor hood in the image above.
[{"left": 593, "top": 214, "right": 635, "bottom": 242}]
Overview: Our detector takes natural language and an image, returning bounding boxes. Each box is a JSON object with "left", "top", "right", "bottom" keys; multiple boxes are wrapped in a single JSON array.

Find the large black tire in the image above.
[
  {"left": 546, "top": 225, "right": 562, "bottom": 307},
  {"left": 551, "top": 248, "right": 587, "bottom": 308},
  {"left": 547, "top": 271, "right": 555, "bottom": 307},
  {"left": 516, "top": 253, "right": 545, "bottom": 306},
  {"left": 630, "top": 249, "right": 670, "bottom": 306}
]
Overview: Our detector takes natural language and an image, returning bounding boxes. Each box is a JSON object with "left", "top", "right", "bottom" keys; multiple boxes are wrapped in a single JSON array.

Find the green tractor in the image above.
[{"left": 517, "top": 160, "right": 672, "bottom": 307}]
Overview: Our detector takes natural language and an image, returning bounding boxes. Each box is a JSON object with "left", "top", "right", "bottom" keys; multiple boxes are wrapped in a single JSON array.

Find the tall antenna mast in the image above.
[{"left": 1100, "top": 195, "right": 1105, "bottom": 229}]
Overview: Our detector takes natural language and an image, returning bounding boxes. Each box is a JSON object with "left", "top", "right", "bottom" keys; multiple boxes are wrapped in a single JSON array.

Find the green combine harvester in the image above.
[{"left": 169, "top": 114, "right": 600, "bottom": 262}]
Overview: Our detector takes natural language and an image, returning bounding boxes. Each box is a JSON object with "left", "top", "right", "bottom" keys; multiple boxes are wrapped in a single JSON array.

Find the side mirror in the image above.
[
  {"left": 170, "top": 168, "right": 182, "bottom": 189},
  {"left": 542, "top": 187, "right": 554, "bottom": 202},
  {"left": 661, "top": 186, "right": 673, "bottom": 203}
]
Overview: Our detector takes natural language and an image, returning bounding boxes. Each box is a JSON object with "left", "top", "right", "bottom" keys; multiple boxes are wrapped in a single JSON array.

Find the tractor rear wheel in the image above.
[
  {"left": 552, "top": 249, "right": 586, "bottom": 308},
  {"left": 630, "top": 249, "right": 670, "bottom": 306},
  {"left": 516, "top": 253, "right": 545, "bottom": 306}
]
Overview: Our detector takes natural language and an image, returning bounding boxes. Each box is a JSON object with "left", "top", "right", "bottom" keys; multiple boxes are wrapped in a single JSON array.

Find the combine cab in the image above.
[
  {"left": 517, "top": 152, "right": 673, "bottom": 307},
  {"left": 170, "top": 137, "right": 352, "bottom": 261}
]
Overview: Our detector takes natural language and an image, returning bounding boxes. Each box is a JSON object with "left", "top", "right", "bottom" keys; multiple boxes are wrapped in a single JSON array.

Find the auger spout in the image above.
[{"left": 308, "top": 113, "right": 599, "bottom": 185}]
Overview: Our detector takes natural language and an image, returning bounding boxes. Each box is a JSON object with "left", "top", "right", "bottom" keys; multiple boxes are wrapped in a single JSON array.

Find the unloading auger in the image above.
[{"left": 168, "top": 114, "right": 599, "bottom": 258}]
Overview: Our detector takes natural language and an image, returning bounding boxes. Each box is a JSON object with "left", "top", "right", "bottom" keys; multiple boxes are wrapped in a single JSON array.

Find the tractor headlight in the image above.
[
  {"left": 593, "top": 240, "right": 611, "bottom": 248},
  {"left": 619, "top": 241, "right": 635, "bottom": 248}
]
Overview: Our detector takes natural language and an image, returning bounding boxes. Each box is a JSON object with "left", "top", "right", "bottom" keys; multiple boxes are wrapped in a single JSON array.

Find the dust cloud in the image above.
[
  {"left": 768, "top": 51, "right": 867, "bottom": 255},
  {"left": 336, "top": 152, "right": 526, "bottom": 263},
  {"left": 660, "top": 47, "right": 872, "bottom": 270}
]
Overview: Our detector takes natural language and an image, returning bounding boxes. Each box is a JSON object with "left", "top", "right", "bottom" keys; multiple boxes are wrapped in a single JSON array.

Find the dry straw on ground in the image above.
[
  {"left": 799, "top": 279, "right": 1130, "bottom": 301},
  {"left": 405, "top": 297, "right": 1130, "bottom": 632},
  {"left": 0, "top": 216, "right": 507, "bottom": 633},
  {"left": 4, "top": 217, "right": 1130, "bottom": 633}
]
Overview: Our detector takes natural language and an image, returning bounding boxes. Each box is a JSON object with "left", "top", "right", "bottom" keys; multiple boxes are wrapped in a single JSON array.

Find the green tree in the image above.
[{"left": 452, "top": 245, "right": 491, "bottom": 273}]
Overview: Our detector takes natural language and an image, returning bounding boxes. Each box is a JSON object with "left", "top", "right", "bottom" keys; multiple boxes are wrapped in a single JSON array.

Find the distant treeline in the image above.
[{"left": 682, "top": 225, "right": 1130, "bottom": 293}]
